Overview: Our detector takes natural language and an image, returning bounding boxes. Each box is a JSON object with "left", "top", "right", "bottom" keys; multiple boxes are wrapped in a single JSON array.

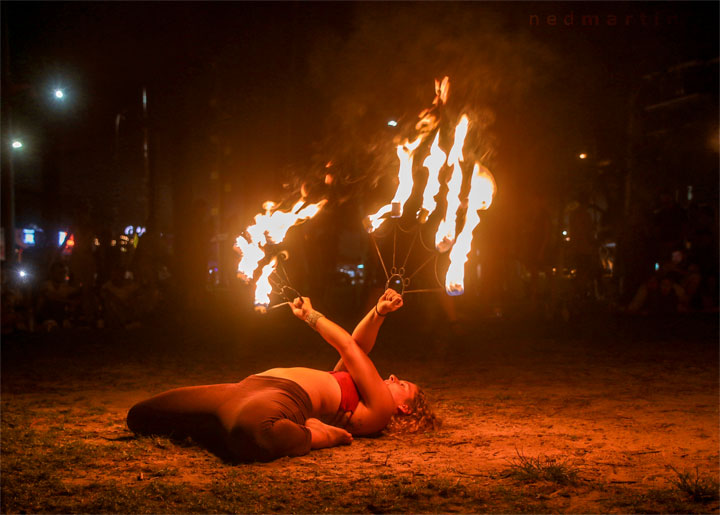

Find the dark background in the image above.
[{"left": 3, "top": 1, "right": 718, "bottom": 286}]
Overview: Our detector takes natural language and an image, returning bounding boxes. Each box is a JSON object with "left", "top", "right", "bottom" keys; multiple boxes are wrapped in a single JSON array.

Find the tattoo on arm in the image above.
[{"left": 305, "top": 310, "right": 324, "bottom": 330}]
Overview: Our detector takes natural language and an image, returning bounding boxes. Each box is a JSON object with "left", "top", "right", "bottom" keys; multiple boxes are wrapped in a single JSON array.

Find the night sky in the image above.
[{"left": 4, "top": 2, "right": 718, "bottom": 234}]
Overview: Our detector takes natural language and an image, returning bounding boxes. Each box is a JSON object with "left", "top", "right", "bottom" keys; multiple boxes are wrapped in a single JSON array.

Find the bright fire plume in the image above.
[
  {"left": 418, "top": 132, "right": 447, "bottom": 222},
  {"left": 444, "top": 163, "right": 496, "bottom": 295},
  {"left": 435, "top": 115, "right": 469, "bottom": 252},
  {"left": 235, "top": 197, "right": 327, "bottom": 306},
  {"left": 366, "top": 136, "right": 424, "bottom": 232},
  {"left": 362, "top": 77, "right": 498, "bottom": 297},
  {"left": 254, "top": 257, "right": 277, "bottom": 311}
]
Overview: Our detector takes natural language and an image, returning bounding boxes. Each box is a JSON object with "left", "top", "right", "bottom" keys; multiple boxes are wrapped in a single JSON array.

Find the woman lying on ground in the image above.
[{"left": 127, "top": 289, "right": 438, "bottom": 462}]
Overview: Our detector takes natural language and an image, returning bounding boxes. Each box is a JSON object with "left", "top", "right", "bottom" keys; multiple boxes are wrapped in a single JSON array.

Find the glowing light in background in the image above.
[
  {"left": 22, "top": 229, "right": 35, "bottom": 245},
  {"left": 11, "top": 140, "right": 23, "bottom": 149},
  {"left": 578, "top": 153, "right": 587, "bottom": 159},
  {"left": 387, "top": 120, "right": 398, "bottom": 127}
]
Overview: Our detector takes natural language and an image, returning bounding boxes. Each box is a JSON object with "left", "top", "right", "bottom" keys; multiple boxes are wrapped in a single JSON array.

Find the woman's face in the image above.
[{"left": 385, "top": 374, "right": 418, "bottom": 412}]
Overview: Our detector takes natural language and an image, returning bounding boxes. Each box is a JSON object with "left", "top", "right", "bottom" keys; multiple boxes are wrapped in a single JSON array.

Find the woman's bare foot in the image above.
[{"left": 306, "top": 418, "right": 353, "bottom": 449}]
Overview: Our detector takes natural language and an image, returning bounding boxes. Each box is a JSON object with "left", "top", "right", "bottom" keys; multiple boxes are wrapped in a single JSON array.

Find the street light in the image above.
[
  {"left": 578, "top": 153, "right": 587, "bottom": 159},
  {"left": 11, "top": 140, "right": 23, "bottom": 149},
  {"left": 54, "top": 89, "right": 64, "bottom": 100}
]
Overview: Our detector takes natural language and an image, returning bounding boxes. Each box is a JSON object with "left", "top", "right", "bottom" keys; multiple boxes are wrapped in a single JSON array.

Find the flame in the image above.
[
  {"left": 360, "top": 77, "right": 499, "bottom": 298},
  {"left": 234, "top": 197, "right": 327, "bottom": 304},
  {"left": 365, "top": 136, "right": 423, "bottom": 232},
  {"left": 416, "top": 76, "right": 450, "bottom": 132},
  {"left": 242, "top": 198, "right": 326, "bottom": 249},
  {"left": 435, "top": 115, "right": 470, "bottom": 252},
  {"left": 365, "top": 205, "right": 393, "bottom": 232},
  {"left": 434, "top": 76, "right": 450, "bottom": 106},
  {"left": 254, "top": 257, "right": 277, "bottom": 309},
  {"left": 445, "top": 163, "right": 496, "bottom": 295},
  {"left": 418, "top": 132, "right": 447, "bottom": 222},
  {"left": 235, "top": 234, "right": 266, "bottom": 282},
  {"left": 390, "top": 136, "right": 423, "bottom": 216}
]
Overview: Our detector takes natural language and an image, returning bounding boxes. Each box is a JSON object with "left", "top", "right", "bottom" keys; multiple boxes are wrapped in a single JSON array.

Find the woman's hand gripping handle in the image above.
[
  {"left": 291, "top": 296, "right": 325, "bottom": 330},
  {"left": 376, "top": 288, "right": 404, "bottom": 316}
]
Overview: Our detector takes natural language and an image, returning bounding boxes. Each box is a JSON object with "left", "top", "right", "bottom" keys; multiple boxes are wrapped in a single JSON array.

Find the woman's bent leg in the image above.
[
  {"left": 127, "top": 384, "right": 239, "bottom": 459},
  {"left": 127, "top": 379, "right": 312, "bottom": 462}
]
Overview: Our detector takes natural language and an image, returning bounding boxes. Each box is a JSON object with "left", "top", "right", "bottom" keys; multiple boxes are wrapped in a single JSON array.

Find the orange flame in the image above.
[
  {"left": 234, "top": 197, "right": 327, "bottom": 305},
  {"left": 416, "top": 76, "right": 450, "bottom": 133},
  {"left": 418, "top": 132, "right": 447, "bottom": 222},
  {"left": 445, "top": 163, "right": 496, "bottom": 295},
  {"left": 235, "top": 234, "right": 266, "bottom": 282},
  {"left": 435, "top": 115, "right": 470, "bottom": 252},
  {"left": 254, "top": 257, "right": 277, "bottom": 311},
  {"left": 365, "top": 136, "right": 423, "bottom": 232},
  {"left": 361, "top": 77, "right": 498, "bottom": 297},
  {"left": 434, "top": 76, "right": 450, "bottom": 106}
]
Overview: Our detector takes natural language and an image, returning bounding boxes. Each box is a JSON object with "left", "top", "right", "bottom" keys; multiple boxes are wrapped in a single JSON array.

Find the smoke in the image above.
[{"left": 303, "top": 3, "right": 566, "bottom": 208}]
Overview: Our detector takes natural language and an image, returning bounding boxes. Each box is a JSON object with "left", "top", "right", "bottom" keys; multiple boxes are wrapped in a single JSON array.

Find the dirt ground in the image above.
[{"left": 2, "top": 300, "right": 719, "bottom": 513}]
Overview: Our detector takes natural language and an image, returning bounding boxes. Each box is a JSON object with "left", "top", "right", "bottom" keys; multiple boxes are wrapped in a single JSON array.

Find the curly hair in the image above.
[{"left": 385, "top": 387, "right": 441, "bottom": 434}]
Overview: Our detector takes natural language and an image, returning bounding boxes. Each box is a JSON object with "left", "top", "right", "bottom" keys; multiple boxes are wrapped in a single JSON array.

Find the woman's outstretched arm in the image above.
[
  {"left": 333, "top": 289, "right": 403, "bottom": 372},
  {"left": 291, "top": 297, "right": 395, "bottom": 433}
]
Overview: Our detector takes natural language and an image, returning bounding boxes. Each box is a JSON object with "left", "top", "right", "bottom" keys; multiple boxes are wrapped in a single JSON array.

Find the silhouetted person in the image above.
[
  {"left": 102, "top": 266, "right": 140, "bottom": 328},
  {"left": 69, "top": 206, "right": 98, "bottom": 325},
  {"left": 568, "top": 194, "right": 598, "bottom": 300},
  {"left": 520, "top": 194, "right": 554, "bottom": 315},
  {"left": 627, "top": 272, "right": 686, "bottom": 315},
  {"left": 36, "top": 262, "right": 79, "bottom": 330},
  {"left": 652, "top": 192, "right": 687, "bottom": 264}
]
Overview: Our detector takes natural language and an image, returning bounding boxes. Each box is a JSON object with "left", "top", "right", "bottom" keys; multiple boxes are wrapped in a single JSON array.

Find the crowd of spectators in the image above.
[
  {"left": 624, "top": 196, "right": 718, "bottom": 316},
  {"left": 1, "top": 225, "right": 173, "bottom": 335},
  {"left": 2, "top": 190, "right": 716, "bottom": 335},
  {"left": 469, "top": 189, "right": 718, "bottom": 320}
]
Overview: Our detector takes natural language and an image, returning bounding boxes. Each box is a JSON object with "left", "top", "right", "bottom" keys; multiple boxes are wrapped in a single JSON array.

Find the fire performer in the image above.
[{"left": 126, "top": 289, "right": 438, "bottom": 462}]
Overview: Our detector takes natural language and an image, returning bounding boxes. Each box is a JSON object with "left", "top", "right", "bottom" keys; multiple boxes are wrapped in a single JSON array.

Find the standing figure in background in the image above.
[
  {"left": 568, "top": 194, "right": 598, "bottom": 302},
  {"left": 652, "top": 191, "right": 687, "bottom": 265},
  {"left": 519, "top": 194, "right": 554, "bottom": 317},
  {"left": 36, "top": 262, "right": 80, "bottom": 330},
  {"left": 69, "top": 206, "right": 98, "bottom": 326}
]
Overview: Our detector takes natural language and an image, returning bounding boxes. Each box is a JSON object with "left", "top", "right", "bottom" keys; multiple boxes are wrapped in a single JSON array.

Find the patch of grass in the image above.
[
  {"left": 505, "top": 449, "right": 580, "bottom": 485},
  {"left": 490, "top": 485, "right": 551, "bottom": 513},
  {"left": 605, "top": 485, "right": 711, "bottom": 514},
  {"left": 669, "top": 466, "right": 720, "bottom": 503}
]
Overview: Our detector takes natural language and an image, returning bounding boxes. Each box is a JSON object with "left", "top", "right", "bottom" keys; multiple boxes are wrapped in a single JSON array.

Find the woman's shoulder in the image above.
[{"left": 348, "top": 402, "right": 393, "bottom": 436}]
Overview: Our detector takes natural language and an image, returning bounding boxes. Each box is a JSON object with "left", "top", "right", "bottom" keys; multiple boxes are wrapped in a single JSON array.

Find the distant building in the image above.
[{"left": 630, "top": 57, "right": 719, "bottom": 207}]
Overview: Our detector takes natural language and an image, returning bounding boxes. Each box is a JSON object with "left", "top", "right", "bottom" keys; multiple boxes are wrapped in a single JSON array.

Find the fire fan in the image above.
[{"left": 363, "top": 77, "right": 496, "bottom": 298}]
